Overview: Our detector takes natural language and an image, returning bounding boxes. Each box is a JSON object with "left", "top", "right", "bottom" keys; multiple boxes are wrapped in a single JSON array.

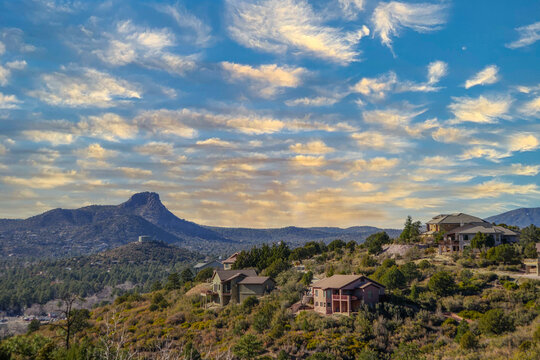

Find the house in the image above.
[
  {"left": 193, "top": 260, "right": 223, "bottom": 273},
  {"left": 311, "top": 275, "right": 385, "bottom": 315},
  {"left": 222, "top": 252, "right": 239, "bottom": 270},
  {"left": 206, "top": 269, "right": 275, "bottom": 306},
  {"left": 421, "top": 213, "right": 519, "bottom": 252}
]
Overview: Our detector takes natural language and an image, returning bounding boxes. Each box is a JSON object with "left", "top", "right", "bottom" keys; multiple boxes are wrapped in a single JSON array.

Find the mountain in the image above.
[
  {"left": 0, "top": 192, "right": 400, "bottom": 259},
  {"left": 486, "top": 207, "right": 540, "bottom": 228}
]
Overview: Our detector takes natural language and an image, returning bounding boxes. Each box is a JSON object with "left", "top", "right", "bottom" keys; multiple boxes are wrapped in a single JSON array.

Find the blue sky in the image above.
[{"left": 0, "top": 0, "right": 539, "bottom": 228}]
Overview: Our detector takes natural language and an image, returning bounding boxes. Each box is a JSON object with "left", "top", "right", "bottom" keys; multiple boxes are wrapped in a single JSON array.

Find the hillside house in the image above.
[
  {"left": 206, "top": 269, "right": 275, "bottom": 306},
  {"left": 311, "top": 275, "right": 385, "bottom": 315},
  {"left": 422, "top": 213, "right": 519, "bottom": 252},
  {"left": 222, "top": 252, "right": 239, "bottom": 270}
]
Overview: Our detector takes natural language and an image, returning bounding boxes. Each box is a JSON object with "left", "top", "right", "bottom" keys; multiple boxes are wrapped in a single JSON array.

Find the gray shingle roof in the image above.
[
  {"left": 312, "top": 275, "right": 384, "bottom": 290},
  {"left": 426, "top": 213, "right": 486, "bottom": 225},
  {"left": 237, "top": 276, "right": 274, "bottom": 285},
  {"left": 446, "top": 222, "right": 518, "bottom": 236},
  {"left": 215, "top": 269, "right": 257, "bottom": 282}
]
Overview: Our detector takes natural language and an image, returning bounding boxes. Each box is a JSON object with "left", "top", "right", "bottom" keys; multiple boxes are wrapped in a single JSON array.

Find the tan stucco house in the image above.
[{"left": 311, "top": 275, "right": 385, "bottom": 315}]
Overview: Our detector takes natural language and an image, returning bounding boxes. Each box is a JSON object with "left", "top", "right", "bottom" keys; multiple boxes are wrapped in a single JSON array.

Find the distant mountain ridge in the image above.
[
  {"left": 486, "top": 207, "right": 540, "bottom": 228},
  {"left": 0, "top": 192, "right": 401, "bottom": 259}
]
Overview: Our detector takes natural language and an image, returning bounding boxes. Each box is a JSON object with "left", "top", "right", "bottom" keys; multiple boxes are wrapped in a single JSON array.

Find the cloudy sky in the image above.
[{"left": 0, "top": 0, "right": 539, "bottom": 228}]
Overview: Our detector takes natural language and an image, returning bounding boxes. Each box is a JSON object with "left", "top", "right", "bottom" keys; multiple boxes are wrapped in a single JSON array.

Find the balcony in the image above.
[{"left": 332, "top": 294, "right": 358, "bottom": 301}]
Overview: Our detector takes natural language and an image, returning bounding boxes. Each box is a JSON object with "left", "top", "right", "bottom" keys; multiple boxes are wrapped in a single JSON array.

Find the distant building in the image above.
[
  {"left": 138, "top": 235, "right": 152, "bottom": 243},
  {"left": 193, "top": 260, "right": 223, "bottom": 273},
  {"left": 222, "top": 252, "right": 239, "bottom": 270},
  {"left": 311, "top": 275, "right": 385, "bottom": 315},
  {"left": 421, "top": 213, "right": 519, "bottom": 252},
  {"left": 523, "top": 243, "right": 540, "bottom": 276},
  {"left": 205, "top": 269, "right": 275, "bottom": 306}
]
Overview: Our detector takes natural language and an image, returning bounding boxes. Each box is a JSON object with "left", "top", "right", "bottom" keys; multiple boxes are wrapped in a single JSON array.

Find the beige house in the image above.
[
  {"left": 311, "top": 275, "right": 385, "bottom": 315},
  {"left": 207, "top": 269, "right": 275, "bottom": 306},
  {"left": 422, "top": 213, "right": 519, "bottom": 252}
]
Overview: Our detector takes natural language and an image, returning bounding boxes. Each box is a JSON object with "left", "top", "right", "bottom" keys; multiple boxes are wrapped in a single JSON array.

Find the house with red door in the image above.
[{"left": 311, "top": 275, "right": 385, "bottom": 315}]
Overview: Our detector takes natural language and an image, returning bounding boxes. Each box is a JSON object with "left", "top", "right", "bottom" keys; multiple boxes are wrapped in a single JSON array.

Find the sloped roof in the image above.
[
  {"left": 237, "top": 276, "right": 274, "bottom": 285},
  {"left": 312, "top": 275, "right": 384, "bottom": 290},
  {"left": 446, "top": 222, "right": 518, "bottom": 236},
  {"left": 214, "top": 269, "right": 257, "bottom": 282},
  {"left": 426, "top": 213, "right": 486, "bottom": 225},
  {"left": 222, "top": 252, "right": 239, "bottom": 264}
]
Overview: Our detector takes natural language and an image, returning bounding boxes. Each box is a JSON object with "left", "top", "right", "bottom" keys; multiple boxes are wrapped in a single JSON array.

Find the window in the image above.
[
  {"left": 327, "top": 303, "right": 331, "bottom": 307},
  {"left": 315, "top": 289, "right": 318, "bottom": 296},
  {"left": 315, "top": 302, "right": 318, "bottom": 306}
]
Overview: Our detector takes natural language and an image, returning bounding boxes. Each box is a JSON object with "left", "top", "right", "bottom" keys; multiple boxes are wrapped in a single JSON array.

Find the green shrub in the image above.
[
  {"left": 232, "top": 334, "right": 263, "bottom": 359},
  {"left": 428, "top": 271, "right": 455, "bottom": 296},
  {"left": 459, "top": 331, "right": 478, "bottom": 349},
  {"left": 478, "top": 309, "right": 514, "bottom": 335}
]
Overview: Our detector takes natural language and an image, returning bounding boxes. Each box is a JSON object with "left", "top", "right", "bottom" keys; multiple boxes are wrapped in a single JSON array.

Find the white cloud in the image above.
[
  {"left": 0, "top": 92, "right": 21, "bottom": 109},
  {"left": 353, "top": 131, "right": 412, "bottom": 152},
  {"left": 285, "top": 95, "right": 342, "bottom": 107},
  {"left": 0, "top": 144, "right": 6, "bottom": 155},
  {"left": 221, "top": 62, "right": 306, "bottom": 98},
  {"left": 119, "top": 167, "right": 152, "bottom": 178},
  {"left": 448, "top": 95, "right": 512, "bottom": 124},
  {"left": 158, "top": 3, "right": 212, "bottom": 47},
  {"left": 29, "top": 68, "right": 141, "bottom": 108},
  {"left": 464, "top": 65, "right": 499, "bottom": 89},
  {"left": 226, "top": 0, "right": 370, "bottom": 64},
  {"left": 352, "top": 72, "right": 397, "bottom": 99},
  {"left": 362, "top": 107, "right": 429, "bottom": 137},
  {"left": 289, "top": 140, "right": 334, "bottom": 154},
  {"left": 459, "top": 180, "right": 538, "bottom": 199},
  {"left": 0, "top": 41, "right": 4, "bottom": 55},
  {"left": 506, "top": 21, "right": 540, "bottom": 49},
  {"left": 431, "top": 126, "right": 466, "bottom": 143},
  {"left": 135, "top": 108, "right": 353, "bottom": 136},
  {"left": 0, "top": 65, "right": 10, "bottom": 86},
  {"left": 196, "top": 138, "right": 236, "bottom": 148},
  {"left": 354, "top": 157, "right": 399, "bottom": 171},
  {"left": 352, "top": 61, "right": 447, "bottom": 98},
  {"left": 508, "top": 133, "right": 539, "bottom": 152},
  {"left": 78, "top": 113, "right": 138, "bottom": 141},
  {"left": 2, "top": 169, "right": 78, "bottom": 189},
  {"left": 6, "top": 60, "right": 27, "bottom": 70},
  {"left": 372, "top": 1, "right": 448, "bottom": 50},
  {"left": 135, "top": 142, "right": 174, "bottom": 156},
  {"left": 23, "top": 130, "right": 76, "bottom": 145},
  {"left": 338, "top": 0, "right": 365, "bottom": 19},
  {"left": 427, "top": 60, "right": 448, "bottom": 84},
  {"left": 94, "top": 20, "right": 197, "bottom": 76},
  {"left": 353, "top": 181, "right": 378, "bottom": 192},
  {"left": 79, "top": 143, "right": 116, "bottom": 159},
  {"left": 291, "top": 155, "right": 326, "bottom": 167},
  {"left": 521, "top": 96, "right": 540, "bottom": 116}
]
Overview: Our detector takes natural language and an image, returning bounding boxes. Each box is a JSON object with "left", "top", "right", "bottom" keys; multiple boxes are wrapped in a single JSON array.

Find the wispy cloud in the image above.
[
  {"left": 94, "top": 20, "right": 197, "bottom": 75},
  {"left": 289, "top": 140, "right": 334, "bottom": 154},
  {"left": 29, "top": 68, "right": 141, "bottom": 108},
  {"left": 338, "top": 0, "right": 365, "bottom": 20},
  {"left": 157, "top": 2, "right": 212, "bottom": 47},
  {"left": 372, "top": 1, "right": 448, "bottom": 51},
  {"left": 448, "top": 95, "right": 512, "bottom": 124},
  {"left": 226, "top": 0, "right": 370, "bottom": 64},
  {"left": 221, "top": 62, "right": 306, "bottom": 98},
  {"left": 464, "top": 65, "right": 499, "bottom": 89},
  {"left": 0, "top": 92, "right": 21, "bottom": 109},
  {"left": 506, "top": 21, "right": 540, "bottom": 49}
]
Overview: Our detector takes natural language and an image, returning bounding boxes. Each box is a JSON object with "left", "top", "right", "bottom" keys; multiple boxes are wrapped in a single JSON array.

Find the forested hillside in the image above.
[
  {"left": 0, "top": 241, "right": 199, "bottom": 314},
  {"left": 2, "top": 233, "right": 539, "bottom": 359}
]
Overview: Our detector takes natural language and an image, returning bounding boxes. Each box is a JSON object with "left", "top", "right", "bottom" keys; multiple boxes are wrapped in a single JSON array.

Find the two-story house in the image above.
[
  {"left": 209, "top": 269, "right": 275, "bottom": 306},
  {"left": 311, "top": 275, "right": 385, "bottom": 315},
  {"left": 222, "top": 252, "right": 239, "bottom": 270},
  {"left": 422, "top": 213, "right": 519, "bottom": 252}
]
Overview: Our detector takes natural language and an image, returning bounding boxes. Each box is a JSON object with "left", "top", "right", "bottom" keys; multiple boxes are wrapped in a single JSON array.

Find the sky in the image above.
[{"left": 0, "top": 0, "right": 539, "bottom": 228}]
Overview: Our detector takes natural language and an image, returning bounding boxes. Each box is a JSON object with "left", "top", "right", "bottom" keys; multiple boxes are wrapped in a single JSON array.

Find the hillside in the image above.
[
  {"left": 0, "top": 192, "right": 400, "bottom": 259},
  {"left": 4, "top": 240, "right": 539, "bottom": 359},
  {"left": 486, "top": 207, "right": 540, "bottom": 228},
  {"left": 0, "top": 240, "right": 200, "bottom": 314}
]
